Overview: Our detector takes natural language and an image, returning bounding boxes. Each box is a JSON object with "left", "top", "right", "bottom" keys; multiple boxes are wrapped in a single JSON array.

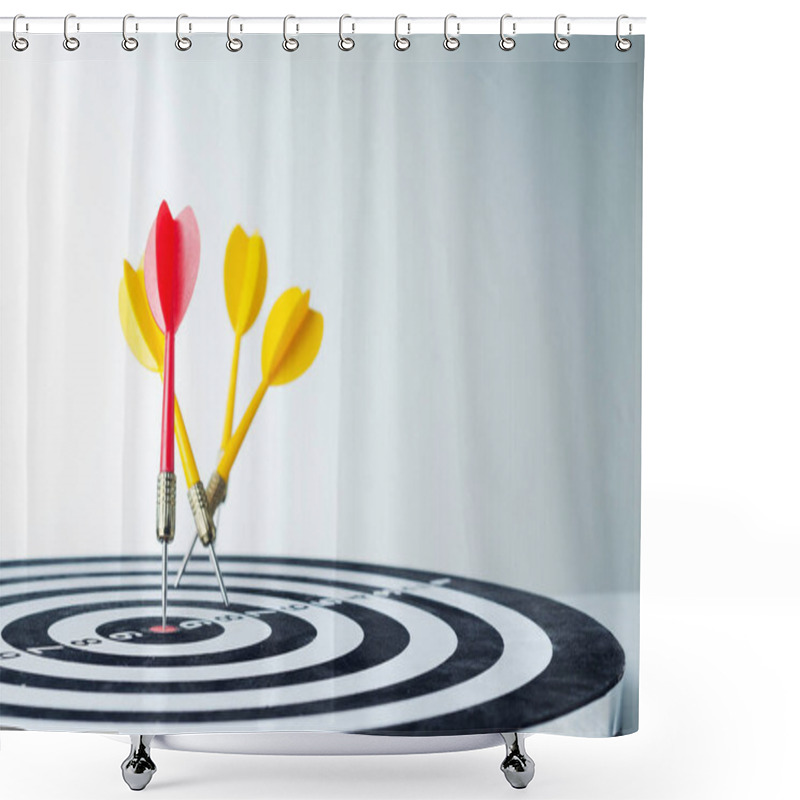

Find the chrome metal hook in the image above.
[
  {"left": 63, "top": 13, "right": 80, "bottom": 51},
  {"left": 227, "top": 15, "right": 243, "bottom": 51},
  {"left": 553, "top": 14, "right": 570, "bottom": 51},
  {"left": 12, "top": 14, "right": 28, "bottom": 51},
  {"left": 176, "top": 14, "right": 192, "bottom": 51},
  {"left": 394, "top": 14, "right": 410, "bottom": 51},
  {"left": 499, "top": 14, "right": 516, "bottom": 51},
  {"left": 122, "top": 14, "right": 138, "bottom": 51},
  {"left": 339, "top": 14, "right": 355, "bottom": 51},
  {"left": 616, "top": 14, "right": 632, "bottom": 51},
  {"left": 443, "top": 14, "right": 460, "bottom": 51},
  {"left": 283, "top": 15, "right": 299, "bottom": 51}
]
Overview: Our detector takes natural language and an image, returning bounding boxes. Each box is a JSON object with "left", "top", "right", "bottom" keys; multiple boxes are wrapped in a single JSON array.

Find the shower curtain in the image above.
[{"left": 0, "top": 30, "right": 643, "bottom": 738}]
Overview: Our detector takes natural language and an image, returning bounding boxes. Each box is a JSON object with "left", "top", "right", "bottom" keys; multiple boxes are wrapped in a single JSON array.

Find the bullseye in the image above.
[
  {"left": 0, "top": 556, "right": 625, "bottom": 735},
  {"left": 150, "top": 625, "right": 178, "bottom": 634},
  {"left": 95, "top": 617, "right": 225, "bottom": 645}
]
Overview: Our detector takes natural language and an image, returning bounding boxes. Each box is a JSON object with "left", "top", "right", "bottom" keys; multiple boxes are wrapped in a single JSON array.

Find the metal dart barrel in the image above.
[
  {"left": 156, "top": 471, "right": 177, "bottom": 545},
  {"left": 187, "top": 481, "right": 215, "bottom": 546},
  {"left": 205, "top": 470, "right": 228, "bottom": 517},
  {"left": 156, "top": 471, "right": 177, "bottom": 628}
]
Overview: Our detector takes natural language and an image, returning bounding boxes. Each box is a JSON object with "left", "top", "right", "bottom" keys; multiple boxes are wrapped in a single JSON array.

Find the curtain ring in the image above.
[
  {"left": 394, "top": 14, "right": 410, "bottom": 51},
  {"left": 63, "top": 13, "right": 80, "bottom": 51},
  {"left": 443, "top": 14, "right": 460, "bottom": 51},
  {"left": 11, "top": 14, "right": 29, "bottom": 52},
  {"left": 122, "top": 14, "right": 138, "bottom": 51},
  {"left": 338, "top": 14, "right": 355, "bottom": 51},
  {"left": 615, "top": 15, "right": 632, "bottom": 52},
  {"left": 226, "top": 15, "right": 243, "bottom": 52},
  {"left": 499, "top": 14, "right": 515, "bottom": 51},
  {"left": 553, "top": 14, "right": 570, "bottom": 51},
  {"left": 176, "top": 14, "right": 192, "bottom": 51},
  {"left": 282, "top": 15, "right": 299, "bottom": 51}
]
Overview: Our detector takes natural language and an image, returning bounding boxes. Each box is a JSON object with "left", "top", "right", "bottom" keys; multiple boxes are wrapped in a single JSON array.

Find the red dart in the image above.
[{"left": 143, "top": 200, "right": 200, "bottom": 628}]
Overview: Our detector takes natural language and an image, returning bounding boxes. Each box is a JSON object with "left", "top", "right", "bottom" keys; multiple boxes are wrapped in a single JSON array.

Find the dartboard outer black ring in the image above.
[{"left": 0, "top": 556, "right": 625, "bottom": 735}]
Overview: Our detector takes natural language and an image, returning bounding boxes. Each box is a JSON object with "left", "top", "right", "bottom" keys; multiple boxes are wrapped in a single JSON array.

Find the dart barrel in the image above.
[
  {"left": 187, "top": 481, "right": 216, "bottom": 546},
  {"left": 205, "top": 471, "right": 228, "bottom": 517},
  {"left": 156, "top": 472, "right": 177, "bottom": 543}
]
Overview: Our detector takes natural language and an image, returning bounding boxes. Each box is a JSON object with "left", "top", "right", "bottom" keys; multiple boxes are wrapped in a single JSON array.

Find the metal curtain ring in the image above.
[
  {"left": 616, "top": 14, "right": 632, "bottom": 51},
  {"left": 283, "top": 15, "right": 299, "bottom": 51},
  {"left": 499, "top": 14, "right": 515, "bottom": 51},
  {"left": 553, "top": 14, "right": 570, "bottom": 51},
  {"left": 63, "top": 13, "right": 80, "bottom": 51},
  {"left": 394, "top": 14, "right": 410, "bottom": 51},
  {"left": 226, "top": 15, "right": 243, "bottom": 51},
  {"left": 122, "top": 14, "right": 138, "bottom": 51},
  {"left": 339, "top": 14, "right": 355, "bottom": 51},
  {"left": 12, "top": 14, "right": 29, "bottom": 51},
  {"left": 443, "top": 14, "right": 460, "bottom": 51},
  {"left": 176, "top": 14, "right": 192, "bottom": 51}
]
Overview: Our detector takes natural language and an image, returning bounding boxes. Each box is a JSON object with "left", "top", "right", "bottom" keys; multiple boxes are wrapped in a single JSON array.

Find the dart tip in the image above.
[
  {"left": 174, "top": 533, "right": 199, "bottom": 589},
  {"left": 161, "top": 541, "right": 169, "bottom": 630},
  {"left": 208, "top": 543, "right": 230, "bottom": 607}
]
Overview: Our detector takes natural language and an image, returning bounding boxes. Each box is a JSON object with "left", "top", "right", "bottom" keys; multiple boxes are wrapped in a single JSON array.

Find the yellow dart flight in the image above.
[{"left": 221, "top": 226, "right": 268, "bottom": 448}]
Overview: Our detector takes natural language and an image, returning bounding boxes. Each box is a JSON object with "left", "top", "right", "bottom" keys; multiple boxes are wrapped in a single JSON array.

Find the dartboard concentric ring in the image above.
[{"left": 0, "top": 556, "right": 624, "bottom": 734}]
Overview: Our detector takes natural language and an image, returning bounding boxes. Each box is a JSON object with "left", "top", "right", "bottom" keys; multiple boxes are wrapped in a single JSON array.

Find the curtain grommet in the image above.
[
  {"left": 226, "top": 15, "right": 243, "bottom": 52},
  {"left": 394, "top": 15, "right": 410, "bottom": 51},
  {"left": 338, "top": 14, "right": 355, "bottom": 51},
  {"left": 499, "top": 14, "right": 516, "bottom": 51},
  {"left": 11, "top": 14, "right": 29, "bottom": 51},
  {"left": 443, "top": 14, "right": 460, "bottom": 51},
  {"left": 175, "top": 14, "right": 192, "bottom": 51},
  {"left": 553, "top": 15, "right": 570, "bottom": 51},
  {"left": 63, "top": 13, "right": 80, "bottom": 51},
  {"left": 121, "top": 14, "right": 138, "bottom": 51},
  {"left": 282, "top": 15, "right": 299, "bottom": 52}
]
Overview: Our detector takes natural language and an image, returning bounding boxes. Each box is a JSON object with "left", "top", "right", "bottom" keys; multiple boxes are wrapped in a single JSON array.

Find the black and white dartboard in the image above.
[{"left": 0, "top": 556, "right": 624, "bottom": 734}]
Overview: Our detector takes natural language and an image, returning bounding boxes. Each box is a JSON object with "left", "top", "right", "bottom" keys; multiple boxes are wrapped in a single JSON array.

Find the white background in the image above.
[{"left": 1, "top": 1, "right": 798, "bottom": 799}]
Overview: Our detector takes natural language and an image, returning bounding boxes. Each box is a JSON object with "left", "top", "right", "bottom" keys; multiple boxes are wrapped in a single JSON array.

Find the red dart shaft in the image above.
[{"left": 160, "top": 330, "right": 175, "bottom": 472}]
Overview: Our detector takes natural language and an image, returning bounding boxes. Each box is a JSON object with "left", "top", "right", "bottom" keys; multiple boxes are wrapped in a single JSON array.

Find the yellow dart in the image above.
[
  {"left": 119, "top": 260, "right": 229, "bottom": 605},
  {"left": 216, "top": 287, "right": 323, "bottom": 486},
  {"left": 221, "top": 226, "right": 268, "bottom": 449},
  {"left": 175, "top": 287, "right": 323, "bottom": 588}
]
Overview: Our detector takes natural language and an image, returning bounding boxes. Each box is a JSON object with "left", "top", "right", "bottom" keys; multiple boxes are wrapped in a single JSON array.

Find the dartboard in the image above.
[{"left": 0, "top": 556, "right": 624, "bottom": 734}]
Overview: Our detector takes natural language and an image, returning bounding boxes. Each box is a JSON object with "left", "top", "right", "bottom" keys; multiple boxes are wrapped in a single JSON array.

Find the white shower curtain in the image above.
[{"left": 1, "top": 30, "right": 642, "bottom": 737}]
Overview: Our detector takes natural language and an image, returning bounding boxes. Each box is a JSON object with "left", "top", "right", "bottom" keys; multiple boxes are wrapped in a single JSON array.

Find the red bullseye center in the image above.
[{"left": 149, "top": 624, "right": 178, "bottom": 634}]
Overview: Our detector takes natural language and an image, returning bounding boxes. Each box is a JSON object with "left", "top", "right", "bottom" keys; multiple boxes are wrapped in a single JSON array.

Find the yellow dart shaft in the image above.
[
  {"left": 216, "top": 378, "right": 269, "bottom": 481},
  {"left": 221, "top": 335, "right": 241, "bottom": 448},
  {"left": 174, "top": 395, "right": 201, "bottom": 487}
]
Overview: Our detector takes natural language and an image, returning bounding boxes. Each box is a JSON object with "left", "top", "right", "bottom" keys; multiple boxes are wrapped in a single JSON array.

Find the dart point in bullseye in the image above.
[{"left": 149, "top": 625, "right": 178, "bottom": 634}]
